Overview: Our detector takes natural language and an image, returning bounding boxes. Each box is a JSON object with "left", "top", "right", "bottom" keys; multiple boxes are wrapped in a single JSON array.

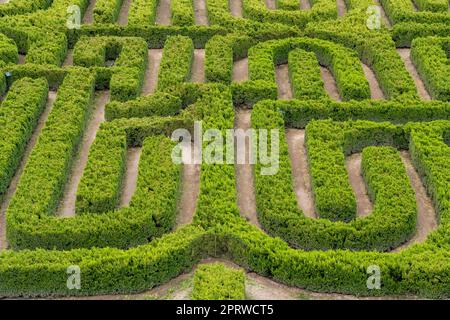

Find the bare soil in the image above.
[
  {"left": 286, "top": 129, "right": 316, "bottom": 218},
  {"left": 194, "top": 0, "right": 209, "bottom": 26},
  {"left": 63, "top": 49, "right": 73, "bottom": 67},
  {"left": 275, "top": 64, "right": 293, "bottom": 100},
  {"left": 57, "top": 91, "right": 109, "bottom": 217},
  {"left": 393, "top": 151, "right": 438, "bottom": 252},
  {"left": 0, "top": 91, "right": 57, "bottom": 250},
  {"left": 191, "top": 49, "right": 206, "bottom": 83},
  {"left": 234, "top": 109, "right": 261, "bottom": 227},
  {"left": 118, "top": 0, "right": 133, "bottom": 26},
  {"left": 82, "top": 0, "right": 96, "bottom": 24},
  {"left": 337, "top": 0, "right": 347, "bottom": 17},
  {"left": 232, "top": 58, "right": 249, "bottom": 83},
  {"left": 176, "top": 142, "right": 201, "bottom": 228},
  {"left": 345, "top": 153, "right": 373, "bottom": 217},
  {"left": 18, "top": 54, "right": 25, "bottom": 65},
  {"left": 361, "top": 63, "right": 385, "bottom": 100},
  {"left": 142, "top": 49, "right": 163, "bottom": 95},
  {"left": 265, "top": 0, "right": 276, "bottom": 10},
  {"left": 229, "top": 0, "right": 243, "bottom": 17},
  {"left": 119, "top": 147, "right": 142, "bottom": 208},
  {"left": 320, "top": 66, "right": 341, "bottom": 101},
  {"left": 397, "top": 48, "right": 431, "bottom": 100},
  {"left": 156, "top": 0, "right": 171, "bottom": 25},
  {"left": 300, "top": 0, "right": 311, "bottom": 10}
]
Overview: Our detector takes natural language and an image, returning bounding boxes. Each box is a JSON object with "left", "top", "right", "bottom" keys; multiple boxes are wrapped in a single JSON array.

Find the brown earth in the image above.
[
  {"left": 229, "top": 0, "right": 244, "bottom": 17},
  {"left": 345, "top": 153, "right": 373, "bottom": 217},
  {"left": 300, "top": 0, "right": 311, "bottom": 10},
  {"left": 156, "top": 0, "right": 171, "bottom": 25},
  {"left": 82, "top": 0, "right": 96, "bottom": 24},
  {"left": 320, "top": 66, "right": 341, "bottom": 101},
  {"left": 275, "top": 64, "right": 293, "bottom": 100},
  {"left": 233, "top": 58, "right": 249, "bottom": 83},
  {"left": 142, "top": 49, "right": 163, "bottom": 95},
  {"left": 285, "top": 129, "right": 316, "bottom": 218},
  {"left": 119, "top": 147, "right": 142, "bottom": 208},
  {"left": 337, "top": 0, "right": 347, "bottom": 17},
  {"left": 63, "top": 49, "right": 74, "bottom": 67},
  {"left": 265, "top": 0, "right": 276, "bottom": 10},
  {"left": 118, "top": 0, "right": 133, "bottom": 26},
  {"left": 397, "top": 48, "right": 431, "bottom": 100},
  {"left": 191, "top": 49, "right": 206, "bottom": 83},
  {"left": 194, "top": 0, "right": 209, "bottom": 26},
  {"left": 361, "top": 62, "right": 385, "bottom": 100}
]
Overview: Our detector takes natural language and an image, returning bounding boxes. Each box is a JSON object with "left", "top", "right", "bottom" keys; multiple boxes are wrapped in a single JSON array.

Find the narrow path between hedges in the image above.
[
  {"left": 156, "top": 0, "right": 171, "bottom": 25},
  {"left": 63, "top": 49, "right": 74, "bottom": 67},
  {"left": 191, "top": 49, "right": 206, "bottom": 83},
  {"left": 118, "top": 0, "right": 133, "bottom": 26},
  {"left": 0, "top": 91, "right": 57, "bottom": 250},
  {"left": 397, "top": 48, "right": 431, "bottom": 100},
  {"left": 345, "top": 153, "right": 373, "bottom": 217},
  {"left": 336, "top": 0, "right": 347, "bottom": 17},
  {"left": 393, "top": 151, "right": 437, "bottom": 251},
  {"left": 275, "top": 64, "right": 293, "bottom": 100},
  {"left": 119, "top": 148, "right": 142, "bottom": 207},
  {"left": 142, "top": 49, "right": 163, "bottom": 95},
  {"left": 300, "top": 0, "right": 311, "bottom": 10},
  {"left": 234, "top": 109, "right": 261, "bottom": 227},
  {"left": 230, "top": 0, "right": 244, "bottom": 17},
  {"left": 320, "top": 66, "right": 341, "bottom": 101},
  {"left": 286, "top": 129, "right": 316, "bottom": 218},
  {"left": 194, "top": 0, "right": 209, "bottom": 25},
  {"left": 18, "top": 54, "right": 25, "bottom": 65},
  {"left": 57, "top": 91, "right": 109, "bottom": 217},
  {"left": 266, "top": 0, "right": 276, "bottom": 10},
  {"left": 83, "top": 0, "right": 96, "bottom": 24},
  {"left": 361, "top": 63, "right": 385, "bottom": 100}
]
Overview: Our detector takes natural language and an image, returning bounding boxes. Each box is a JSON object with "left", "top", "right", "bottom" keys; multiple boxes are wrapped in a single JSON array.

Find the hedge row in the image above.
[
  {"left": 242, "top": 0, "right": 337, "bottom": 27},
  {"left": 413, "top": 0, "right": 449, "bottom": 12},
  {"left": 380, "top": 0, "right": 450, "bottom": 24},
  {"left": 253, "top": 104, "right": 418, "bottom": 251},
  {"left": 0, "top": 33, "right": 18, "bottom": 65},
  {"left": 392, "top": 22, "right": 450, "bottom": 46},
  {"left": 172, "top": 0, "right": 195, "bottom": 26},
  {"left": 6, "top": 69, "right": 96, "bottom": 250},
  {"left": 157, "top": 35, "right": 194, "bottom": 91},
  {"left": 191, "top": 263, "right": 246, "bottom": 300},
  {"left": 248, "top": 37, "right": 370, "bottom": 101},
  {"left": 288, "top": 48, "right": 327, "bottom": 100},
  {"left": 0, "top": 0, "right": 52, "bottom": 17},
  {"left": 0, "top": 77, "right": 48, "bottom": 198},
  {"left": 411, "top": 36, "right": 450, "bottom": 101},
  {"left": 73, "top": 36, "right": 148, "bottom": 101},
  {"left": 127, "top": 0, "right": 158, "bottom": 26},
  {"left": 93, "top": 0, "right": 125, "bottom": 24}
]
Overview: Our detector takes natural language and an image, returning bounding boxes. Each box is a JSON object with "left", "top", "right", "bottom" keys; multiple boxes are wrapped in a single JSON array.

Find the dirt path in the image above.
[
  {"left": 176, "top": 142, "right": 201, "bottom": 228},
  {"left": 0, "top": 91, "right": 57, "bottom": 250},
  {"left": 191, "top": 49, "right": 206, "bottom": 83},
  {"left": 232, "top": 58, "right": 248, "bottom": 82},
  {"left": 119, "top": 148, "right": 142, "bottom": 208},
  {"left": 194, "top": 0, "right": 209, "bottom": 25},
  {"left": 229, "top": 0, "right": 243, "bottom": 17},
  {"left": 300, "top": 0, "right": 311, "bottom": 10},
  {"left": 156, "top": 0, "right": 171, "bottom": 25},
  {"left": 82, "top": 0, "right": 96, "bottom": 24},
  {"left": 57, "top": 91, "right": 109, "bottom": 217},
  {"left": 337, "top": 0, "right": 347, "bottom": 17},
  {"left": 142, "top": 49, "right": 163, "bottom": 95},
  {"left": 286, "top": 129, "right": 316, "bottom": 218},
  {"left": 373, "top": 0, "right": 392, "bottom": 27},
  {"left": 234, "top": 109, "right": 261, "bottom": 228},
  {"left": 361, "top": 63, "right": 385, "bottom": 100},
  {"left": 118, "top": 0, "right": 132, "bottom": 26},
  {"left": 393, "top": 151, "right": 438, "bottom": 252},
  {"left": 18, "top": 54, "right": 25, "bottom": 65},
  {"left": 275, "top": 64, "right": 293, "bottom": 100},
  {"left": 265, "top": 0, "right": 276, "bottom": 10},
  {"left": 320, "top": 66, "right": 341, "bottom": 101},
  {"left": 397, "top": 48, "right": 431, "bottom": 100},
  {"left": 63, "top": 49, "right": 73, "bottom": 67},
  {"left": 346, "top": 153, "right": 373, "bottom": 218}
]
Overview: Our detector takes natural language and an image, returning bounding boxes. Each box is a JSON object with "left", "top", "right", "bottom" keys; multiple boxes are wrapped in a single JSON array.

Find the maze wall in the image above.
[{"left": 0, "top": 0, "right": 449, "bottom": 298}]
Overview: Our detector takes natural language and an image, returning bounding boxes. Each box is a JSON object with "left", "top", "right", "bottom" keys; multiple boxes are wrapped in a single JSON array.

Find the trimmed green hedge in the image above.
[
  {"left": 0, "top": 77, "right": 48, "bottom": 197},
  {"left": 192, "top": 263, "right": 246, "bottom": 300},
  {"left": 93, "top": 0, "right": 125, "bottom": 24},
  {"left": 411, "top": 36, "right": 450, "bottom": 101},
  {"left": 172, "top": 0, "right": 195, "bottom": 26},
  {"left": 157, "top": 35, "right": 194, "bottom": 91}
]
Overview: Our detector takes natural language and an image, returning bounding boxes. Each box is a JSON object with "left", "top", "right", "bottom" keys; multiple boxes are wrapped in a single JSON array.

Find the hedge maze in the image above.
[{"left": 0, "top": 0, "right": 449, "bottom": 299}]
